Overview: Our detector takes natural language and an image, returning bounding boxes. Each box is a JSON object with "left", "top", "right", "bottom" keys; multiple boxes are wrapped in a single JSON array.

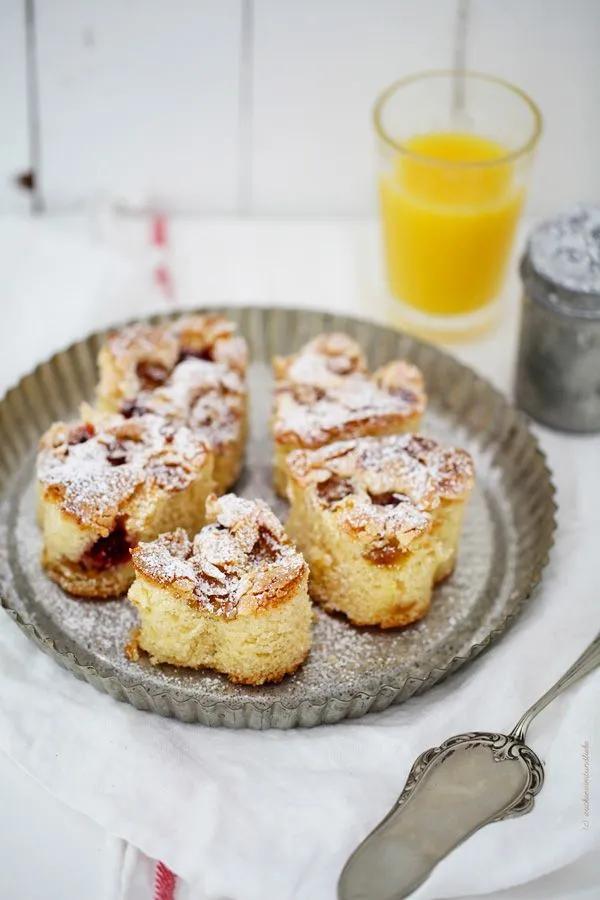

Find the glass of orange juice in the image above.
[{"left": 374, "top": 71, "right": 542, "bottom": 336}]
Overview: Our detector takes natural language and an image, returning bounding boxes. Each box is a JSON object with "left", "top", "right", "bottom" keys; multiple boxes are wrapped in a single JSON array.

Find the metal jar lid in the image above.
[{"left": 515, "top": 205, "right": 600, "bottom": 432}]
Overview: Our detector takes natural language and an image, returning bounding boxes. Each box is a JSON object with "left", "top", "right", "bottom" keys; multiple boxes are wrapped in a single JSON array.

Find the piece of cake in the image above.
[
  {"left": 272, "top": 333, "right": 426, "bottom": 496},
  {"left": 97, "top": 314, "right": 248, "bottom": 410},
  {"left": 128, "top": 494, "right": 311, "bottom": 685},
  {"left": 37, "top": 412, "right": 214, "bottom": 599},
  {"left": 96, "top": 315, "right": 248, "bottom": 491},
  {"left": 108, "top": 359, "right": 246, "bottom": 493},
  {"left": 285, "top": 434, "right": 474, "bottom": 628}
]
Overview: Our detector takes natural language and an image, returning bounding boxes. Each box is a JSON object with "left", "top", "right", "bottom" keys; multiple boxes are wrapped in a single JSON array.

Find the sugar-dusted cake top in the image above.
[
  {"left": 37, "top": 413, "right": 210, "bottom": 530},
  {"left": 131, "top": 494, "right": 308, "bottom": 617},
  {"left": 119, "top": 358, "right": 245, "bottom": 448},
  {"left": 287, "top": 434, "right": 474, "bottom": 561},
  {"left": 98, "top": 314, "right": 248, "bottom": 407},
  {"left": 273, "top": 333, "right": 367, "bottom": 388},
  {"left": 273, "top": 333, "right": 426, "bottom": 448}
]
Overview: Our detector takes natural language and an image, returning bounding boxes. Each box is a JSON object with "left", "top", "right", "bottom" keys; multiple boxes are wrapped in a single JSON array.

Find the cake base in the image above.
[{"left": 128, "top": 574, "right": 312, "bottom": 685}]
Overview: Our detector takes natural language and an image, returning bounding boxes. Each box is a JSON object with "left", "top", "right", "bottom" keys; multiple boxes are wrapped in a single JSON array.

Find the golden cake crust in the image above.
[
  {"left": 131, "top": 494, "right": 308, "bottom": 617},
  {"left": 41, "top": 553, "right": 134, "bottom": 599},
  {"left": 96, "top": 315, "right": 248, "bottom": 491},
  {"left": 38, "top": 413, "right": 210, "bottom": 533},
  {"left": 272, "top": 333, "right": 426, "bottom": 449},
  {"left": 172, "top": 314, "right": 248, "bottom": 374},
  {"left": 116, "top": 359, "right": 245, "bottom": 454},
  {"left": 273, "top": 332, "right": 367, "bottom": 387},
  {"left": 287, "top": 434, "right": 474, "bottom": 562},
  {"left": 97, "top": 314, "right": 248, "bottom": 411}
]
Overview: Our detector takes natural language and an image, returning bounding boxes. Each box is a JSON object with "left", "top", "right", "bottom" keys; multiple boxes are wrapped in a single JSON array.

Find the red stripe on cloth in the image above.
[
  {"left": 154, "top": 263, "right": 175, "bottom": 302},
  {"left": 150, "top": 214, "right": 176, "bottom": 305},
  {"left": 154, "top": 861, "right": 177, "bottom": 900},
  {"left": 151, "top": 213, "right": 169, "bottom": 248}
]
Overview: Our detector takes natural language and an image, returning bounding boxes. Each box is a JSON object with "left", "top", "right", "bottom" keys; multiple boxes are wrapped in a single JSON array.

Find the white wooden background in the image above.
[{"left": 2, "top": 0, "right": 600, "bottom": 218}]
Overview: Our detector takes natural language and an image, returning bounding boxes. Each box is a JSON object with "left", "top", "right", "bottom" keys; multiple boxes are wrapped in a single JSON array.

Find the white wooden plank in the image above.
[
  {"left": 469, "top": 0, "right": 600, "bottom": 217},
  {"left": 36, "top": 0, "right": 242, "bottom": 213},
  {"left": 0, "top": 0, "right": 29, "bottom": 213},
  {"left": 251, "top": 0, "right": 457, "bottom": 216}
]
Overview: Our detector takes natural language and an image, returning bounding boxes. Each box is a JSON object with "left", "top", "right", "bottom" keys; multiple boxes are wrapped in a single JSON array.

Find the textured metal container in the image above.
[
  {"left": 0, "top": 306, "right": 556, "bottom": 728},
  {"left": 516, "top": 206, "right": 600, "bottom": 432}
]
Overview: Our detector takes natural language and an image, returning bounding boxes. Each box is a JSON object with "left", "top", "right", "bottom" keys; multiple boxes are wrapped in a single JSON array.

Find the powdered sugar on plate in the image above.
[
  {"left": 0, "top": 309, "right": 554, "bottom": 725},
  {"left": 3, "top": 397, "right": 509, "bottom": 707}
]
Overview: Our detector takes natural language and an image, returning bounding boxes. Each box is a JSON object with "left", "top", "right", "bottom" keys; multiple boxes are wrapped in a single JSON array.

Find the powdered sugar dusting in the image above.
[
  {"left": 172, "top": 314, "right": 248, "bottom": 374},
  {"left": 288, "top": 434, "right": 474, "bottom": 550},
  {"left": 273, "top": 333, "right": 425, "bottom": 447},
  {"left": 132, "top": 494, "right": 306, "bottom": 617},
  {"left": 37, "top": 413, "right": 209, "bottom": 528},
  {"left": 274, "top": 332, "right": 367, "bottom": 388},
  {"left": 127, "top": 358, "right": 245, "bottom": 449},
  {"left": 354, "top": 434, "right": 474, "bottom": 502},
  {"left": 98, "top": 314, "right": 248, "bottom": 411},
  {"left": 105, "top": 322, "right": 179, "bottom": 370}
]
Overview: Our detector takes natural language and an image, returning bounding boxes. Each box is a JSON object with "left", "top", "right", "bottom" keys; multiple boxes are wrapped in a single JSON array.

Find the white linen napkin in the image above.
[
  {"left": 0, "top": 216, "right": 599, "bottom": 900},
  {"left": 109, "top": 842, "right": 600, "bottom": 900}
]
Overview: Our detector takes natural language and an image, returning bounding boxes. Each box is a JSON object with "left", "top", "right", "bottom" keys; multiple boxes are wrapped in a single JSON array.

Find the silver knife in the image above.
[{"left": 339, "top": 631, "right": 600, "bottom": 900}]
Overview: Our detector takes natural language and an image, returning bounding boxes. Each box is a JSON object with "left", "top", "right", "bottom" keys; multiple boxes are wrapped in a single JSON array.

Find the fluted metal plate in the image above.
[{"left": 0, "top": 307, "right": 556, "bottom": 728}]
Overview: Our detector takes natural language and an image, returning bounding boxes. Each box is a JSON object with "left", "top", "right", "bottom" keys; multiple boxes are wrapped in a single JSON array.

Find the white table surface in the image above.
[{"left": 0, "top": 212, "right": 597, "bottom": 900}]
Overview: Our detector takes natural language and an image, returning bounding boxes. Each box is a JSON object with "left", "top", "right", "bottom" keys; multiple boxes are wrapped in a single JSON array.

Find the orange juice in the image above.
[{"left": 380, "top": 132, "right": 523, "bottom": 316}]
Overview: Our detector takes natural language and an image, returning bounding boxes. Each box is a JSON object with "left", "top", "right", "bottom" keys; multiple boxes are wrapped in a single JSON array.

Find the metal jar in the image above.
[{"left": 515, "top": 206, "right": 600, "bottom": 432}]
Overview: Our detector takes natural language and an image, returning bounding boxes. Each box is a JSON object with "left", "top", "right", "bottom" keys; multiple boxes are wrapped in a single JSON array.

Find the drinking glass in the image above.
[{"left": 373, "top": 71, "right": 542, "bottom": 336}]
